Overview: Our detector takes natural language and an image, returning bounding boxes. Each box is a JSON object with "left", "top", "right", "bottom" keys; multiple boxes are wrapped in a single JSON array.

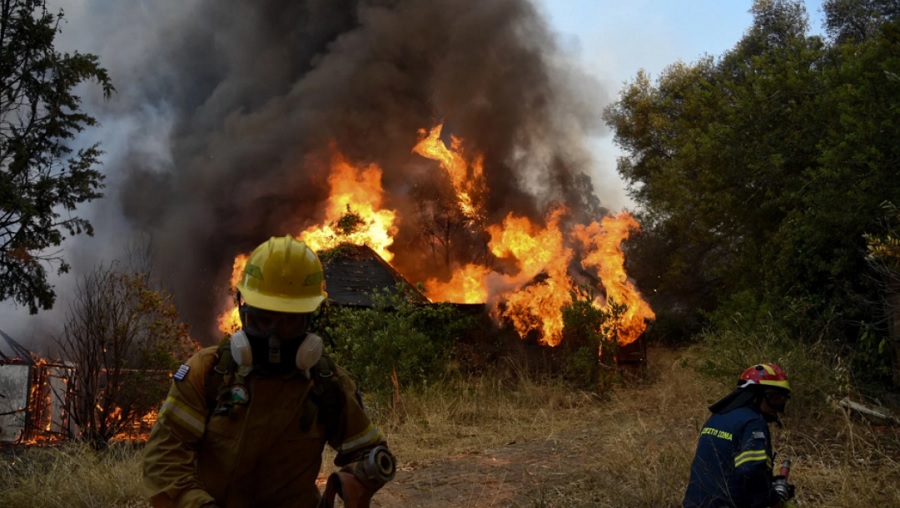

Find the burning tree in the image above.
[{"left": 55, "top": 263, "right": 196, "bottom": 447}]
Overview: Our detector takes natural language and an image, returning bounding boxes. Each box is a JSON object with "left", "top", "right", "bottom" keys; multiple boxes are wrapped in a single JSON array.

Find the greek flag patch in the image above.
[{"left": 173, "top": 364, "right": 190, "bottom": 381}]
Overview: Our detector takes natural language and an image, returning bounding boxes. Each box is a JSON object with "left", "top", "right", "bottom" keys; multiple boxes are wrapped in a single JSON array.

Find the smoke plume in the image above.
[{"left": 12, "top": 0, "right": 611, "bottom": 345}]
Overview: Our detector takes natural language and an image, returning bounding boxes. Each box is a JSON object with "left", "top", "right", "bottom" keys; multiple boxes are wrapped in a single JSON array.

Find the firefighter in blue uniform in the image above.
[{"left": 683, "top": 363, "right": 796, "bottom": 508}]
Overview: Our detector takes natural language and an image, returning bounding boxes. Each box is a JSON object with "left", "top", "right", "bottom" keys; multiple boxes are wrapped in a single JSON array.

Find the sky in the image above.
[{"left": 1, "top": 0, "right": 828, "bottom": 348}]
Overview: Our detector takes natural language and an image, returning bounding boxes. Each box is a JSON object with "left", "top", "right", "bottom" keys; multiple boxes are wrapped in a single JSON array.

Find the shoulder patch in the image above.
[
  {"left": 173, "top": 364, "right": 190, "bottom": 381},
  {"left": 751, "top": 431, "right": 766, "bottom": 440}
]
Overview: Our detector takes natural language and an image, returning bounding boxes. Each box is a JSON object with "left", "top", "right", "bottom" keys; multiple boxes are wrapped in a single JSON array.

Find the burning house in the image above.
[
  {"left": 0, "top": 328, "right": 167, "bottom": 445},
  {"left": 0, "top": 329, "right": 74, "bottom": 444},
  {"left": 4, "top": 2, "right": 657, "bottom": 377},
  {"left": 212, "top": 122, "right": 655, "bottom": 365}
]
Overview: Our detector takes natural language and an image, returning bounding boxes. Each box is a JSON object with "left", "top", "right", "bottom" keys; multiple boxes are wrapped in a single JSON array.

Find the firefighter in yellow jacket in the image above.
[{"left": 143, "top": 236, "right": 395, "bottom": 508}]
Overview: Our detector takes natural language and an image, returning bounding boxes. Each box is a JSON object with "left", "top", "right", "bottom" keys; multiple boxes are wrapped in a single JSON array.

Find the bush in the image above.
[
  {"left": 323, "top": 286, "right": 477, "bottom": 395},
  {"left": 560, "top": 290, "right": 621, "bottom": 392},
  {"left": 691, "top": 318, "right": 839, "bottom": 414}
]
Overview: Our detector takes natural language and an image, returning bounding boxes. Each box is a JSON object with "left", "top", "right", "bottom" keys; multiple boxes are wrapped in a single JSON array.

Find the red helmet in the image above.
[{"left": 738, "top": 363, "right": 791, "bottom": 392}]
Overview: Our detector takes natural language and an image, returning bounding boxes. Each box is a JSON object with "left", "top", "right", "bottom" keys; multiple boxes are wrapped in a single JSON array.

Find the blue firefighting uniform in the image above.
[{"left": 683, "top": 405, "right": 780, "bottom": 508}]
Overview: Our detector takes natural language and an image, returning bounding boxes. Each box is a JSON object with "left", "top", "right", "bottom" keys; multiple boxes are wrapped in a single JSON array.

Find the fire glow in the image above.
[
  {"left": 300, "top": 147, "right": 398, "bottom": 262},
  {"left": 217, "top": 124, "right": 654, "bottom": 349}
]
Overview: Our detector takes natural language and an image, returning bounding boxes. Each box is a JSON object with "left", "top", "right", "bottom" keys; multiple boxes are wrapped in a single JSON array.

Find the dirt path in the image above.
[{"left": 372, "top": 427, "right": 599, "bottom": 507}]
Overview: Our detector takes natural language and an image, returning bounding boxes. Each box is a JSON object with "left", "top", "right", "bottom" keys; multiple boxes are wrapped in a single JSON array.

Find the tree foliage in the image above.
[
  {"left": 864, "top": 201, "right": 900, "bottom": 385},
  {"left": 0, "top": 0, "right": 113, "bottom": 313},
  {"left": 604, "top": 0, "right": 900, "bottom": 385},
  {"left": 54, "top": 264, "right": 196, "bottom": 448},
  {"left": 824, "top": 0, "right": 900, "bottom": 43}
]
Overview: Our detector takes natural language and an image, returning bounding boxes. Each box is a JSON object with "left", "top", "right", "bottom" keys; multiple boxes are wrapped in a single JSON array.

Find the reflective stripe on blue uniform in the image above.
[{"left": 683, "top": 406, "right": 776, "bottom": 508}]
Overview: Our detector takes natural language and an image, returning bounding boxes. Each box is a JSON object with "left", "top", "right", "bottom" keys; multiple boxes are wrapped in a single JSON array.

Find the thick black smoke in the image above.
[{"left": 82, "top": 0, "right": 608, "bottom": 342}]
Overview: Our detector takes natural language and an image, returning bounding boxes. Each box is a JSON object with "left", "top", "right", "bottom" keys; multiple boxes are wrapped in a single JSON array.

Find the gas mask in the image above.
[{"left": 230, "top": 330, "right": 324, "bottom": 378}]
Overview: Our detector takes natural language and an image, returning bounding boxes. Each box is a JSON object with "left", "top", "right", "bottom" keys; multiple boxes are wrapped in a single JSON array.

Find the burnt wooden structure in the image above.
[{"left": 0, "top": 329, "right": 74, "bottom": 444}]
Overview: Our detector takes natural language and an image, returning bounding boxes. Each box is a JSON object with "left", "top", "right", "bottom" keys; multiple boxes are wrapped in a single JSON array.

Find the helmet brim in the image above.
[{"left": 242, "top": 292, "right": 326, "bottom": 314}]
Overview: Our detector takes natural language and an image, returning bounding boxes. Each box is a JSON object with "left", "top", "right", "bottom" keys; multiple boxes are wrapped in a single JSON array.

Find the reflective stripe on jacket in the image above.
[
  {"left": 142, "top": 346, "right": 387, "bottom": 508},
  {"left": 683, "top": 405, "right": 778, "bottom": 508}
]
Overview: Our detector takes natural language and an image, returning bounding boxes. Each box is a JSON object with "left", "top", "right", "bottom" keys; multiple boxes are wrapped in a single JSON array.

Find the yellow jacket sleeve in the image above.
[
  {"left": 142, "top": 347, "right": 218, "bottom": 508},
  {"left": 330, "top": 365, "right": 389, "bottom": 466}
]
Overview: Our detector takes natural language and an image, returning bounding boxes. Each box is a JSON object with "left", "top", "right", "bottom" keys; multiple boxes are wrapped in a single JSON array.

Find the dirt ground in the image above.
[{"left": 369, "top": 425, "right": 600, "bottom": 507}]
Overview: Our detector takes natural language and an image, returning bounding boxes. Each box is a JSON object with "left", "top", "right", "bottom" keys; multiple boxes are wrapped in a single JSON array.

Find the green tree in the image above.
[
  {"left": 606, "top": 0, "right": 900, "bottom": 387},
  {"left": 54, "top": 264, "right": 196, "bottom": 448},
  {"left": 560, "top": 289, "right": 621, "bottom": 392},
  {"left": 824, "top": 0, "right": 900, "bottom": 43},
  {"left": 605, "top": 1, "right": 827, "bottom": 331},
  {"left": 764, "top": 11, "right": 900, "bottom": 342},
  {"left": 0, "top": 0, "right": 113, "bottom": 313}
]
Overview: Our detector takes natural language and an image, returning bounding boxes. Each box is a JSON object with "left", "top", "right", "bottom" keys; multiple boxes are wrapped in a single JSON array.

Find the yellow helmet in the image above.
[{"left": 237, "top": 236, "right": 327, "bottom": 313}]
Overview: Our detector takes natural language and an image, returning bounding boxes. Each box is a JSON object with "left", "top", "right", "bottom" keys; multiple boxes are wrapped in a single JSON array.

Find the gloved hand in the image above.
[
  {"left": 318, "top": 471, "right": 375, "bottom": 508},
  {"left": 350, "top": 445, "right": 396, "bottom": 491},
  {"left": 772, "top": 475, "right": 795, "bottom": 501}
]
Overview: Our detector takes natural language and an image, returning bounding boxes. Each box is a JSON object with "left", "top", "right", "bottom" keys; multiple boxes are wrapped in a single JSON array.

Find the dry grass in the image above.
[
  {"left": 0, "top": 443, "right": 147, "bottom": 507},
  {"left": 2, "top": 346, "right": 898, "bottom": 507}
]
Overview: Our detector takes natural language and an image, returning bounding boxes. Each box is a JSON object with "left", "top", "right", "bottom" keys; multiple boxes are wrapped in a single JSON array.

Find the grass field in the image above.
[{"left": 1, "top": 346, "right": 898, "bottom": 507}]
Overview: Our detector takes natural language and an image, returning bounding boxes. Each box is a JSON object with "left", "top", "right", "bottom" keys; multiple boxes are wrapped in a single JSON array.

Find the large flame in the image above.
[
  {"left": 573, "top": 213, "right": 656, "bottom": 345},
  {"left": 300, "top": 149, "right": 397, "bottom": 261},
  {"left": 413, "top": 123, "right": 487, "bottom": 220},
  {"left": 427, "top": 207, "right": 575, "bottom": 346},
  {"left": 489, "top": 208, "right": 575, "bottom": 346},
  {"left": 216, "top": 123, "right": 654, "bottom": 351}
]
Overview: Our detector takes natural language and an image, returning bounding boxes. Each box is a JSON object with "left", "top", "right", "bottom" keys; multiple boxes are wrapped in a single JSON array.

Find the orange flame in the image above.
[
  {"left": 572, "top": 212, "right": 656, "bottom": 346},
  {"left": 413, "top": 123, "right": 486, "bottom": 219},
  {"left": 300, "top": 149, "right": 397, "bottom": 262},
  {"left": 488, "top": 208, "right": 574, "bottom": 346},
  {"left": 419, "top": 149, "right": 654, "bottom": 347},
  {"left": 217, "top": 254, "right": 247, "bottom": 334},
  {"left": 424, "top": 263, "right": 492, "bottom": 303}
]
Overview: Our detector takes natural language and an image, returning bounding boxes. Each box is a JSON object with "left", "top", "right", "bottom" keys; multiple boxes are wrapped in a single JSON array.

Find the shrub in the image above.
[
  {"left": 323, "top": 286, "right": 477, "bottom": 395},
  {"left": 560, "top": 289, "right": 622, "bottom": 392},
  {"left": 692, "top": 318, "right": 838, "bottom": 414}
]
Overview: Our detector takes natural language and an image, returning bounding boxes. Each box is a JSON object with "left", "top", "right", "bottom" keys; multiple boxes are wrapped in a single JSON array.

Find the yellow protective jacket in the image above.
[{"left": 142, "top": 345, "right": 387, "bottom": 508}]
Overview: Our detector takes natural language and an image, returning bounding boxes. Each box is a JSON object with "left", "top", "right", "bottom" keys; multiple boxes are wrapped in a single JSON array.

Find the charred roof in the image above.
[{"left": 320, "top": 244, "right": 429, "bottom": 308}]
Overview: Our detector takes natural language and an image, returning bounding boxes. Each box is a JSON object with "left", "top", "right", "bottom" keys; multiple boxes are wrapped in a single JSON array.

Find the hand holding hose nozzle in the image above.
[
  {"left": 773, "top": 458, "right": 796, "bottom": 502},
  {"left": 352, "top": 445, "right": 396, "bottom": 491},
  {"left": 317, "top": 446, "right": 396, "bottom": 508}
]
